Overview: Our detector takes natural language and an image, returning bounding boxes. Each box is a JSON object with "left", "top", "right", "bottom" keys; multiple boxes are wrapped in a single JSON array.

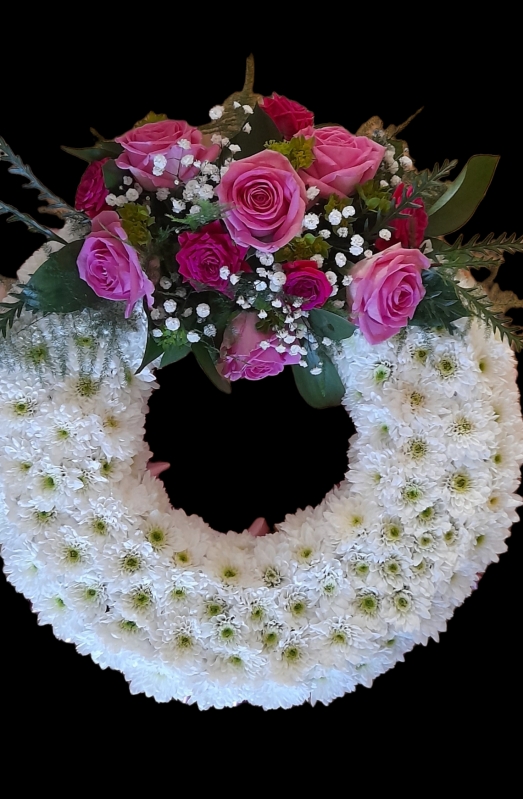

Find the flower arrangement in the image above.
[
  {"left": 2, "top": 57, "right": 522, "bottom": 407},
  {"left": 1, "top": 58, "right": 522, "bottom": 709}
]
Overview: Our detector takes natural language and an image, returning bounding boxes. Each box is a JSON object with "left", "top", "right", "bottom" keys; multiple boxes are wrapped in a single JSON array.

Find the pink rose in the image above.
[
  {"left": 296, "top": 125, "right": 386, "bottom": 198},
  {"left": 175, "top": 221, "right": 250, "bottom": 293},
  {"left": 349, "top": 243, "right": 429, "bottom": 344},
  {"left": 216, "top": 150, "right": 307, "bottom": 253},
  {"left": 260, "top": 93, "right": 314, "bottom": 139},
  {"left": 115, "top": 120, "right": 220, "bottom": 191},
  {"left": 283, "top": 260, "right": 332, "bottom": 310},
  {"left": 75, "top": 159, "right": 110, "bottom": 219},
  {"left": 375, "top": 183, "right": 429, "bottom": 251},
  {"left": 217, "top": 311, "right": 301, "bottom": 381},
  {"left": 77, "top": 210, "right": 155, "bottom": 318}
]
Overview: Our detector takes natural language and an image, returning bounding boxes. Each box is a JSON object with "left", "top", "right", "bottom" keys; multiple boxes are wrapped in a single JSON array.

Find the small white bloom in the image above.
[
  {"left": 165, "top": 317, "right": 181, "bottom": 331},
  {"left": 256, "top": 267, "right": 268, "bottom": 277},
  {"left": 233, "top": 101, "right": 241, "bottom": 109},
  {"left": 242, "top": 104, "right": 254, "bottom": 114},
  {"left": 159, "top": 277, "right": 172, "bottom": 289},
  {"left": 270, "top": 271, "right": 287, "bottom": 287},
  {"left": 310, "top": 367, "right": 322, "bottom": 375},
  {"left": 259, "top": 340, "right": 271, "bottom": 350},
  {"left": 379, "top": 229, "right": 392, "bottom": 241},
  {"left": 153, "top": 154, "right": 167, "bottom": 176},
  {"left": 256, "top": 251, "right": 274, "bottom": 266},
  {"left": 152, "top": 329, "right": 162, "bottom": 338},
  {"left": 255, "top": 281, "right": 267, "bottom": 291},
  {"left": 171, "top": 199, "right": 186, "bottom": 213},
  {"left": 325, "top": 271, "right": 337, "bottom": 286},
  {"left": 221, "top": 138, "right": 230, "bottom": 148},
  {"left": 337, "top": 227, "right": 348, "bottom": 238},
  {"left": 342, "top": 275, "right": 353, "bottom": 287},
  {"left": 182, "top": 308, "right": 193, "bottom": 317},
  {"left": 187, "top": 331, "right": 201, "bottom": 343},
  {"left": 322, "top": 337, "right": 333, "bottom": 346},
  {"left": 198, "top": 184, "right": 214, "bottom": 200},
  {"left": 389, "top": 160, "right": 399, "bottom": 175},
  {"left": 399, "top": 155, "right": 413, "bottom": 170},
  {"left": 164, "top": 300, "right": 177, "bottom": 314},
  {"left": 156, "top": 188, "right": 170, "bottom": 201},
  {"left": 390, "top": 175, "right": 401, "bottom": 187},
  {"left": 275, "top": 344, "right": 287, "bottom": 354},
  {"left": 328, "top": 210, "right": 342, "bottom": 225},
  {"left": 243, "top": 123, "right": 252, "bottom": 133},
  {"left": 350, "top": 234, "right": 363, "bottom": 248},
  {"left": 219, "top": 266, "right": 230, "bottom": 280},
  {"left": 175, "top": 287, "right": 187, "bottom": 298},
  {"left": 189, "top": 205, "right": 201, "bottom": 215},
  {"left": 364, "top": 249, "right": 373, "bottom": 258},
  {"left": 177, "top": 138, "right": 191, "bottom": 150},
  {"left": 181, "top": 155, "right": 195, "bottom": 168},
  {"left": 335, "top": 252, "right": 347, "bottom": 267},
  {"left": 196, "top": 303, "right": 211, "bottom": 318},
  {"left": 115, "top": 194, "right": 129, "bottom": 207},
  {"left": 342, "top": 205, "right": 355, "bottom": 218},
  {"left": 150, "top": 308, "right": 162, "bottom": 320},
  {"left": 229, "top": 144, "right": 241, "bottom": 154},
  {"left": 299, "top": 359, "right": 308, "bottom": 367},
  {"left": 209, "top": 105, "right": 224, "bottom": 120},
  {"left": 303, "top": 213, "right": 320, "bottom": 230},
  {"left": 306, "top": 185, "right": 320, "bottom": 200},
  {"left": 105, "top": 194, "right": 117, "bottom": 207},
  {"left": 229, "top": 274, "right": 240, "bottom": 286},
  {"left": 284, "top": 335, "right": 296, "bottom": 344},
  {"left": 272, "top": 299, "right": 282, "bottom": 308},
  {"left": 311, "top": 254, "right": 324, "bottom": 267},
  {"left": 349, "top": 245, "right": 363, "bottom": 256},
  {"left": 319, "top": 229, "right": 331, "bottom": 239},
  {"left": 204, "top": 324, "right": 217, "bottom": 337},
  {"left": 123, "top": 176, "right": 133, "bottom": 186},
  {"left": 258, "top": 310, "right": 268, "bottom": 319},
  {"left": 332, "top": 300, "right": 344, "bottom": 308}
]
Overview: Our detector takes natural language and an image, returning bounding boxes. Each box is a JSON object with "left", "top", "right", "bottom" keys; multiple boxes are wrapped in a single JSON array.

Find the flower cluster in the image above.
[
  {"left": 0, "top": 301, "right": 521, "bottom": 708},
  {"left": 3, "top": 67, "right": 521, "bottom": 409}
]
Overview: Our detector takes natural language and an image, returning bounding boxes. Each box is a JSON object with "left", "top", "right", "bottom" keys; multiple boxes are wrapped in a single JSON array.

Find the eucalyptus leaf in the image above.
[
  {"left": 426, "top": 155, "right": 499, "bottom": 237},
  {"left": 161, "top": 344, "right": 191, "bottom": 367},
  {"left": 61, "top": 141, "right": 123, "bottom": 164},
  {"left": 292, "top": 356, "right": 345, "bottom": 409},
  {"left": 192, "top": 342, "right": 232, "bottom": 394},
  {"left": 309, "top": 308, "right": 355, "bottom": 342},
  {"left": 25, "top": 240, "right": 107, "bottom": 313},
  {"left": 136, "top": 335, "right": 164, "bottom": 374}
]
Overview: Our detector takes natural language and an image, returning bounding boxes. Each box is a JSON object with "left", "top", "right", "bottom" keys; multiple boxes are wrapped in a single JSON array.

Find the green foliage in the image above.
[
  {"left": 0, "top": 134, "right": 86, "bottom": 222},
  {"left": 167, "top": 200, "right": 228, "bottom": 231},
  {"left": 426, "top": 155, "right": 499, "bottom": 237},
  {"left": 309, "top": 308, "right": 355, "bottom": 341},
  {"left": 292, "top": 352, "right": 345, "bottom": 409},
  {"left": 62, "top": 140, "right": 123, "bottom": 164},
  {"left": 161, "top": 343, "right": 191, "bottom": 367},
  {"left": 0, "top": 291, "right": 26, "bottom": 338},
  {"left": 102, "top": 160, "right": 127, "bottom": 192},
  {"left": 135, "top": 334, "right": 163, "bottom": 373},
  {"left": 356, "top": 180, "right": 392, "bottom": 213},
  {"left": 275, "top": 233, "right": 330, "bottom": 263},
  {"left": 192, "top": 342, "right": 231, "bottom": 394},
  {"left": 410, "top": 270, "right": 470, "bottom": 331},
  {"left": 229, "top": 104, "right": 282, "bottom": 159},
  {"left": 119, "top": 203, "right": 154, "bottom": 246},
  {"left": 266, "top": 135, "right": 314, "bottom": 170},
  {"left": 435, "top": 232, "right": 523, "bottom": 269},
  {"left": 133, "top": 112, "right": 168, "bottom": 128}
]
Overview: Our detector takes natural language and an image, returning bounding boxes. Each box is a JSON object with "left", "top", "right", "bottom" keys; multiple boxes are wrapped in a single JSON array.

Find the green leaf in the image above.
[
  {"left": 292, "top": 356, "right": 345, "bottom": 409},
  {"left": 103, "top": 160, "right": 127, "bottom": 192},
  {"left": 410, "top": 269, "right": 470, "bottom": 331},
  {"left": 426, "top": 155, "right": 499, "bottom": 237},
  {"left": 309, "top": 308, "right": 355, "bottom": 342},
  {"left": 192, "top": 342, "right": 231, "bottom": 394},
  {"left": 161, "top": 344, "right": 191, "bottom": 367},
  {"left": 228, "top": 103, "right": 282, "bottom": 159},
  {"left": 61, "top": 141, "right": 123, "bottom": 164},
  {"left": 24, "top": 240, "right": 105, "bottom": 313},
  {"left": 136, "top": 334, "right": 164, "bottom": 374}
]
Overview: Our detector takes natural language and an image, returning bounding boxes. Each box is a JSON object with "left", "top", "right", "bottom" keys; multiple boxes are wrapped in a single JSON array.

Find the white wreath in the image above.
[{"left": 1, "top": 245, "right": 522, "bottom": 709}]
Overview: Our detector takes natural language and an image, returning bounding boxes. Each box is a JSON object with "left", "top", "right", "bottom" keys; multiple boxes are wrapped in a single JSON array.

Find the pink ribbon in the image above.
[{"left": 146, "top": 460, "right": 170, "bottom": 478}]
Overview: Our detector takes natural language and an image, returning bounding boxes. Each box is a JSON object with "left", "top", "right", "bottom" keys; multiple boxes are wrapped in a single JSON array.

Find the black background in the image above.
[{"left": 1, "top": 44, "right": 521, "bottom": 747}]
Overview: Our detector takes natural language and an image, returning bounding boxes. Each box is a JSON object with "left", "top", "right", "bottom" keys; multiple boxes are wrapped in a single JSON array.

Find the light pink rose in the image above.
[
  {"left": 115, "top": 120, "right": 220, "bottom": 191},
  {"left": 349, "top": 243, "right": 429, "bottom": 344},
  {"left": 296, "top": 125, "right": 386, "bottom": 198},
  {"left": 77, "top": 210, "right": 155, "bottom": 318},
  {"left": 217, "top": 311, "right": 301, "bottom": 381},
  {"left": 216, "top": 150, "right": 307, "bottom": 253}
]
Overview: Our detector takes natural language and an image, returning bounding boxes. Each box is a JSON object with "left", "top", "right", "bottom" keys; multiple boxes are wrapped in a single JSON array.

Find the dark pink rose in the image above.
[
  {"left": 283, "top": 260, "right": 332, "bottom": 310},
  {"left": 216, "top": 150, "right": 307, "bottom": 253},
  {"left": 375, "top": 183, "right": 429, "bottom": 251},
  {"left": 296, "top": 125, "right": 386, "bottom": 198},
  {"left": 115, "top": 120, "right": 220, "bottom": 191},
  {"left": 75, "top": 159, "right": 110, "bottom": 219},
  {"left": 348, "top": 243, "right": 429, "bottom": 344},
  {"left": 77, "top": 210, "right": 155, "bottom": 318},
  {"left": 217, "top": 311, "right": 301, "bottom": 381},
  {"left": 260, "top": 93, "right": 314, "bottom": 139},
  {"left": 175, "top": 221, "right": 250, "bottom": 293}
]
